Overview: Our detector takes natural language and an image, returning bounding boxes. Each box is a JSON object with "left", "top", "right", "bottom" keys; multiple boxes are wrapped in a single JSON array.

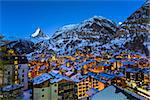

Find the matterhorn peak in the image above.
[
  {"left": 31, "top": 27, "right": 42, "bottom": 38},
  {"left": 31, "top": 27, "right": 50, "bottom": 40}
]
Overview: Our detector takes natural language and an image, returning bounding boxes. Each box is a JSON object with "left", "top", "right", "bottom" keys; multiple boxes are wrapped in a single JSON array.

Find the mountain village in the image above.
[{"left": 0, "top": 0, "right": 150, "bottom": 100}]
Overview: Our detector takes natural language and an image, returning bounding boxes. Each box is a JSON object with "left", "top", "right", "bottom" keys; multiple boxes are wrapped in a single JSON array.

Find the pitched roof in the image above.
[
  {"left": 71, "top": 73, "right": 89, "bottom": 83},
  {"left": 32, "top": 73, "right": 53, "bottom": 85},
  {"left": 1, "top": 84, "right": 23, "bottom": 92},
  {"left": 50, "top": 73, "right": 71, "bottom": 83},
  {"left": 126, "top": 68, "right": 141, "bottom": 73}
]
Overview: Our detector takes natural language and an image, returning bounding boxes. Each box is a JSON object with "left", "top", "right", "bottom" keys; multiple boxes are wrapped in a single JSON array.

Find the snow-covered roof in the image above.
[
  {"left": 71, "top": 73, "right": 89, "bottom": 83},
  {"left": 126, "top": 68, "right": 141, "bottom": 73},
  {"left": 50, "top": 73, "right": 71, "bottom": 83},
  {"left": 122, "top": 61, "right": 136, "bottom": 65},
  {"left": 142, "top": 68, "right": 150, "bottom": 75},
  {"left": 91, "top": 86, "right": 127, "bottom": 100},
  {"left": 32, "top": 73, "right": 53, "bottom": 85},
  {"left": 60, "top": 65, "right": 72, "bottom": 71},
  {"left": 1, "top": 84, "right": 23, "bottom": 92},
  {"left": 97, "top": 63, "right": 111, "bottom": 67},
  {"left": 97, "top": 73, "right": 115, "bottom": 80}
]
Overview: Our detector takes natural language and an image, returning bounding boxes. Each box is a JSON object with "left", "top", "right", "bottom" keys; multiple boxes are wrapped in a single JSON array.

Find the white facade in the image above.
[{"left": 18, "top": 64, "right": 29, "bottom": 90}]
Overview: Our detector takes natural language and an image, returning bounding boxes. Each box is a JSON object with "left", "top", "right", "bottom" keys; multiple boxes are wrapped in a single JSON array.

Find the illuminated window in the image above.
[
  {"left": 28, "top": 73, "right": 31, "bottom": 77},
  {"left": 15, "top": 57, "right": 18, "bottom": 60},
  {"left": 15, "top": 65, "right": 18, "bottom": 69},
  {"left": 15, "top": 76, "right": 18, "bottom": 79},
  {"left": 14, "top": 61, "right": 18, "bottom": 65},
  {"left": 15, "top": 71, "right": 18, "bottom": 74},
  {"left": 15, "top": 81, "right": 18, "bottom": 84}
]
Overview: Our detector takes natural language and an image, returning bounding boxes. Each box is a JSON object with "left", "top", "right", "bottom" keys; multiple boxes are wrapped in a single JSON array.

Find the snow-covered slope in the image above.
[
  {"left": 103, "top": 1, "right": 150, "bottom": 56},
  {"left": 48, "top": 16, "right": 117, "bottom": 54},
  {"left": 31, "top": 16, "right": 117, "bottom": 55},
  {"left": 117, "top": 1, "right": 150, "bottom": 56},
  {"left": 30, "top": 1, "right": 149, "bottom": 57}
]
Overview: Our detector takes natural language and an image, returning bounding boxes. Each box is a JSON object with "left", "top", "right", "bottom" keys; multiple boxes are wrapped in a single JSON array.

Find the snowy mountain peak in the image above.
[
  {"left": 78, "top": 16, "right": 116, "bottom": 32},
  {"left": 48, "top": 16, "right": 118, "bottom": 54},
  {"left": 31, "top": 27, "right": 41, "bottom": 38},
  {"left": 31, "top": 28, "right": 50, "bottom": 40},
  {"left": 83, "top": 16, "right": 112, "bottom": 23}
]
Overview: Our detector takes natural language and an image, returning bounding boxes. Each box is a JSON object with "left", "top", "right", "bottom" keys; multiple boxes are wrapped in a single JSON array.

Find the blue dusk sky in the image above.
[{"left": 0, "top": 0, "right": 146, "bottom": 40}]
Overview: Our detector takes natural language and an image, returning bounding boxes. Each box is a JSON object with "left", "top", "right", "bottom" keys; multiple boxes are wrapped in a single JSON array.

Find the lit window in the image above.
[
  {"left": 14, "top": 61, "right": 18, "bottom": 65},
  {"left": 15, "top": 57, "right": 18, "bottom": 60},
  {"left": 15, "top": 81, "right": 18, "bottom": 84},
  {"left": 15, "top": 65, "right": 18, "bottom": 69}
]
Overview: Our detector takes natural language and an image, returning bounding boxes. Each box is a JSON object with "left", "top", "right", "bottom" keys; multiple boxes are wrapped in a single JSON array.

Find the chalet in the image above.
[
  {"left": 71, "top": 73, "right": 91, "bottom": 99},
  {"left": 77, "top": 59, "right": 97, "bottom": 74},
  {"left": 95, "top": 72, "right": 115, "bottom": 85},
  {"left": 49, "top": 72, "right": 77, "bottom": 100},
  {"left": 125, "top": 68, "right": 143, "bottom": 83},
  {"left": 88, "top": 72, "right": 106, "bottom": 91},
  {"left": 32, "top": 73, "right": 53, "bottom": 100},
  {"left": 109, "top": 58, "right": 123, "bottom": 70}
]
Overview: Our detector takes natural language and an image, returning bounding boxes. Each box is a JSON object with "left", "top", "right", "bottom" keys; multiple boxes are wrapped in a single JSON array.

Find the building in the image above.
[
  {"left": 32, "top": 73, "right": 53, "bottom": 100},
  {"left": 18, "top": 64, "right": 29, "bottom": 90},
  {"left": 142, "top": 68, "right": 150, "bottom": 85},
  {"left": 125, "top": 68, "right": 143, "bottom": 82},
  {"left": 49, "top": 72, "right": 77, "bottom": 100},
  {"left": 0, "top": 49, "right": 20, "bottom": 86},
  {"left": 70, "top": 73, "right": 91, "bottom": 99},
  {"left": 0, "top": 84, "right": 23, "bottom": 99},
  {"left": 109, "top": 58, "right": 123, "bottom": 70},
  {"left": 88, "top": 72, "right": 106, "bottom": 91},
  {"left": 91, "top": 85, "right": 130, "bottom": 100},
  {"left": 0, "top": 46, "right": 26, "bottom": 99}
]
